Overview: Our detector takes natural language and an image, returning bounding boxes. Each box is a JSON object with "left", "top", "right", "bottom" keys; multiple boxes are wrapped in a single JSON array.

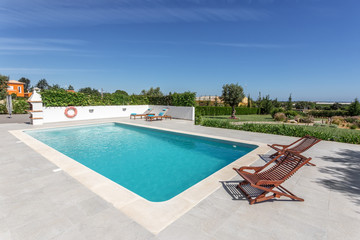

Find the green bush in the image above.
[
  {"left": 199, "top": 119, "right": 360, "bottom": 144},
  {"left": 350, "top": 124, "right": 357, "bottom": 129},
  {"left": 329, "top": 124, "right": 338, "bottom": 128},
  {"left": 12, "top": 99, "right": 29, "bottom": 113},
  {"left": 0, "top": 103, "right": 7, "bottom": 114},
  {"left": 195, "top": 106, "right": 258, "bottom": 116}
]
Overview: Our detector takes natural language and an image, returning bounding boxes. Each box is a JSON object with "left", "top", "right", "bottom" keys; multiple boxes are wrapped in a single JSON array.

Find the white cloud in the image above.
[
  {"left": 201, "top": 42, "right": 293, "bottom": 48},
  {"left": 0, "top": 0, "right": 270, "bottom": 28},
  {"left": 0, "top": 68, "right": 102, "bottom": 73},
  {"left": 0, "top": 37, "right": 86, "bottom": 53}
]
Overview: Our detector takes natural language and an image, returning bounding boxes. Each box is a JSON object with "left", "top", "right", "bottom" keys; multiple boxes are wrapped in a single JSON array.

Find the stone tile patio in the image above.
[{"left": 1, "top": 118, "right": 359, "bottom": 240}]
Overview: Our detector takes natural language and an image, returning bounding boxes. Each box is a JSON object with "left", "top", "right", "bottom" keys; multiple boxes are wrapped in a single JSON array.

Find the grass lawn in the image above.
[{"left": 204, "top": 114, "right": 274, "bottom": 122}]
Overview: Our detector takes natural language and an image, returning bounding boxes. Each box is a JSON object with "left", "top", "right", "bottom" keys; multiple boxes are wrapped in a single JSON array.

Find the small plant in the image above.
[
  {"left": 350, "top": 124, "right": 357, "bottom": 130},
  {"left": 274, "top": 112, "right": 287, "bottom": 122}
]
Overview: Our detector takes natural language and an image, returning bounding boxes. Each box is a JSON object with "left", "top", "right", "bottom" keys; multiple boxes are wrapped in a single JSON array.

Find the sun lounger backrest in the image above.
[
  {"left": 143, "top": 108, "right": 152, "bottom": 114},
  {"left": 290, "top": 136, "right": 321, "bottom": 153}
]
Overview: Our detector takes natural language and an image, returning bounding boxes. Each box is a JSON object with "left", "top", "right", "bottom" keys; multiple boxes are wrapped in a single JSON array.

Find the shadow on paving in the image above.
[
  {"left": 0, "top": 114, "right": 30, "bottom": 124},
  {"left": 317, "top": 149, "right": 360, "bottom": 205},
  {"left": 221, "top": 181, "right": 302, "bottom": 204}
]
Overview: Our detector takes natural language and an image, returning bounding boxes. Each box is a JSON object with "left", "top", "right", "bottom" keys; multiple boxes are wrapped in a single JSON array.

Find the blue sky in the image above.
[{"left": 0, "top": 0, "right": 359, "bottom": 101}]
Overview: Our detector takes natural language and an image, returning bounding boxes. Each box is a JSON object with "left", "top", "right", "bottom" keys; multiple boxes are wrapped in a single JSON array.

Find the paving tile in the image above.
[
  {"left": 1, "top": 119, "right": 360, "bottom": 240},
  {"left": 11, "top": 214, "right": 73, "bottom": 240}
]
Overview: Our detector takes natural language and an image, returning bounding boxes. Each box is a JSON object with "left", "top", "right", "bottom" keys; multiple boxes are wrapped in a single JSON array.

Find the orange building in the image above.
[{"left": 7, "top": 80, "right": 31, "bottom": 97}]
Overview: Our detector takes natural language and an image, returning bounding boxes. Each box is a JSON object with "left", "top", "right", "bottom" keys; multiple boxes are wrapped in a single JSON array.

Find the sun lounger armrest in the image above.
[
  {"left": 269, "top": 144, "right": 287, "bottom": 148},
  {"left": 257, "top": 179, "right": 283, "bottom": 185},
  {"left": 238, "top": 166, "right": 263, "bottom": 172}
]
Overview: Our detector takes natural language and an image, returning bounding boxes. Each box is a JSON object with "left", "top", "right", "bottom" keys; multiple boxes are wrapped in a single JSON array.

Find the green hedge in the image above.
[
  {"left": 200, "top": 119, "right": 360, "bottom": 144},
  {"left": 308, "top": 110, "right": 348, "bottom": 118},
  {"left": 195, "top": 106, "right": 258, "bottom": 116},
  {"left": 41, "top": 89, "right": 196, "bottom": 107},
  {"left": 41, "top": 90, "right": 90, "bottom": 107}
]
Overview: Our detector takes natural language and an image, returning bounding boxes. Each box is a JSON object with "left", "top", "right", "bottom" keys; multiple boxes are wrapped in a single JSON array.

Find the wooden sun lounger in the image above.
[
  {"left": 268, "top": 135, "right": 321, "bottom": 166},
  {"left": 145, "top": 109, "right": 172, "bottom": 121},
  {"left": 130, "top": 109, "right": 154, "bottom": 119},
  {"left": 233, "top": 151, "right": 312, "bottom": 205}
]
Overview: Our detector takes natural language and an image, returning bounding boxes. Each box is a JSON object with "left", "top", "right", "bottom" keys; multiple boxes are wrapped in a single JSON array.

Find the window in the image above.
[
  {"left": 18, "top": 86, "right": 22, "bottom": 93},
  {"left": 8, "top": 86, "right": 13, "bottom": 90}
]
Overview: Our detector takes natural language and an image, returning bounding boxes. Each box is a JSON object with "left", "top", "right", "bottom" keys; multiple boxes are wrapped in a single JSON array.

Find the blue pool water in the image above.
[{"left": 26, "top": 123, "right": 257, "bottom": 202}]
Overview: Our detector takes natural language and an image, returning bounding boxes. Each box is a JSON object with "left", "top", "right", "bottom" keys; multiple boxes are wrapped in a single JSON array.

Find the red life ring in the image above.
[{"left": 65, "top": 106, "right": 77, "bottom": 118}]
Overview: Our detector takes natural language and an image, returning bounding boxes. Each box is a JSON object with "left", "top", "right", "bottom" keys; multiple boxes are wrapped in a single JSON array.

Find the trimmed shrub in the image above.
[
  {"left": 194, "top": 111, "right": 203, "bottom": 125},
  {"left": 41, "top": 89, "right": 196, "bottom": 107},
  {"left": 350, "top": 124, "right": 357, "bottom": 130},
  {"left": 274, "top": 112, "right": 286, "bottom": 122},
  {"left": 0, "top": 103, "right": 7, "bottom": 114},
  {"left": 195, "top": 106, "right": 258, "bottom": 116}
]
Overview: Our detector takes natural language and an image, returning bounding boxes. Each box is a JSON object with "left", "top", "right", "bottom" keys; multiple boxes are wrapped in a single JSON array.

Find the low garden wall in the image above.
[{"left": 42, "top": 105, "right": 195, "bottom": 123}]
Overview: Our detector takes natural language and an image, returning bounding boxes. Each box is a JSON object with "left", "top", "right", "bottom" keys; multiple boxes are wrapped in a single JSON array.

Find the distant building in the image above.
[
  {"left": 196, "top": 96, "right": 248, "bottom": 106},
  {"left": 7, "top": 80, "right": 32, "bottom": 97},
  {"left": 315, "top": 101, "right": 351, "bottom": 105}
]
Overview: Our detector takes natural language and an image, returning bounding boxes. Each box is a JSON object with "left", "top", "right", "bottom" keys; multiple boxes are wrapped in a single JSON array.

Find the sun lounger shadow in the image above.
[{"left": 220, "top": 181, "right": 263, "bottom": 201}]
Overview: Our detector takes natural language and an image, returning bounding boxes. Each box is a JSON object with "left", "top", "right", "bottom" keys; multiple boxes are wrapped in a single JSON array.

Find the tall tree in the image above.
[
  {"left": 78, "top": 87, "right": 101, "bottom": 96},
  {"left": 140, "top": 87, "right": 163, "bottom": 97},
  {"left": 18, "top": 77, "right": 31, "bottom": 92},
  {"left": 261, "top": 95, "right": 273, "bottom": 114},
  {"left": 220, "top": 83, "right": 245, "bottom": 119},
  {"left": 286, "top": 94, "right": 293, "bottom": 111},
  {"left": 348, "top": 98, "right": 360, "bottom": 116},
  {"left": 0, "top": 74, "right": 9, "bottom": 100},
  {"left": 49, "top": 84, "right": 63, "bottom": 90},
  {"left": 68, "top": 85, "right": 74, "bottom": 90},
  {"left": 114, "top": 90, "right": 128, "bottom": 96},
  {"left": 36, "top": 79, "right": 50, "bottom": 90}
]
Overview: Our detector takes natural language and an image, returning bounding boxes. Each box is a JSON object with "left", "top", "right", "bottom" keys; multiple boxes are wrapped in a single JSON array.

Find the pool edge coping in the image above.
[{"left": 9, "top": 120, "right": 270, "bottom": 235}]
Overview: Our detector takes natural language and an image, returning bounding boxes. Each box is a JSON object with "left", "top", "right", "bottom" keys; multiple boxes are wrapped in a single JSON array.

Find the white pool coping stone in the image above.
[{"left": 10, "top": 120, "right": 270, "bottom": 234}]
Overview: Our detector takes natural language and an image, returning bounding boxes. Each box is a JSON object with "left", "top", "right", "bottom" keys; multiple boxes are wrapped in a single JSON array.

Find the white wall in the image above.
[
  {"left": 43, "top": 105, "right": 149, "bottom": 123},
  {"left": 42, "top": 105, "right": 194, "bottom": 123},
  {"left": 150, "top": 105, "right": 194, "bottom": 121}
]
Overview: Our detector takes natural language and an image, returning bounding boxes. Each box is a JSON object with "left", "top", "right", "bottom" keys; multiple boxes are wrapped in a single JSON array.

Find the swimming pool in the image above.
[{"left": 26, "top": 123, "right": 257, "bottom": 202}]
